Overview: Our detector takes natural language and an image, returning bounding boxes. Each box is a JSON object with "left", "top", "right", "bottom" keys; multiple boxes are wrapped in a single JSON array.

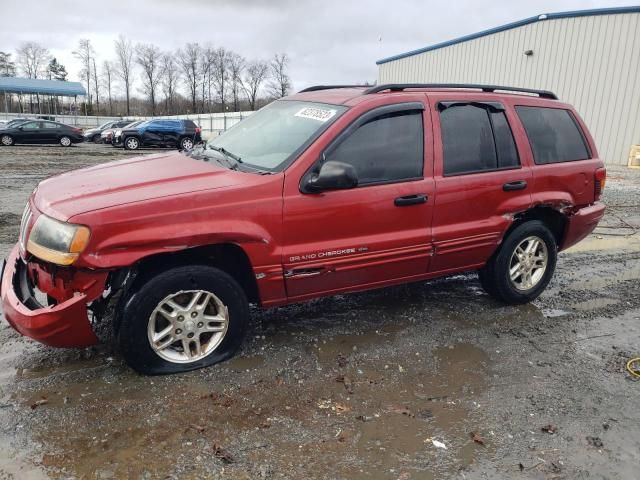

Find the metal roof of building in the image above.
[
  {"left": 0, "top": 77, "right": 86, "bottom": 96},
  {"left": 377, "top": 6, "right": 640, "bottom": 65}
]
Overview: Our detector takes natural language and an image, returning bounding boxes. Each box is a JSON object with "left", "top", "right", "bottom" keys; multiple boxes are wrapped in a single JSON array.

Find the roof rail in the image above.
[
  {"left": 364, "top": 83, "right": 558, "bottom": 100},
  {"left": 298, "top": 85, "right": 367, "bottom": 93}
]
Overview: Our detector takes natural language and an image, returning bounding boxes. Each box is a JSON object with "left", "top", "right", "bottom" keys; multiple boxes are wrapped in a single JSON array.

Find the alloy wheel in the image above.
[
  {"left": 508, "top": 235, "right": 548, "bottom": 291},
  {"left": 147, "top": 290, "right": 229, "bottom": 363},
  {"left": 181, "top": 138, "right": 194, "bottom": 150},
  {"left": 60, "top": 136, "right": 71, "bottom": 147},
  {"left": 126, "top": 138, "right": 139, "bottom": 150},
  {"left": 1, "top": 135, "right": 13, "bottom": 146}
]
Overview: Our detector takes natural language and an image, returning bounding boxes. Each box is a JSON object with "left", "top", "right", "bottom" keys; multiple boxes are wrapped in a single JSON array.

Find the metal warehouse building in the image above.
[{"left": 377, "top": 6, "right": 640, "bottom": 166}]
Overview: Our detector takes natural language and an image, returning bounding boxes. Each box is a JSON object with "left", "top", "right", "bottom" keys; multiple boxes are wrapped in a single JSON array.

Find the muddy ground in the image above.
[{"left": 0, "top": 144, "right": 638, "bottom": 480}]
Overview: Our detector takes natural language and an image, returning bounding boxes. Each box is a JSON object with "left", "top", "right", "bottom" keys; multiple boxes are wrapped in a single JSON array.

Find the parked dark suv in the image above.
[{"left": 114, "top": 119, "right": 202, "bottom": 150}]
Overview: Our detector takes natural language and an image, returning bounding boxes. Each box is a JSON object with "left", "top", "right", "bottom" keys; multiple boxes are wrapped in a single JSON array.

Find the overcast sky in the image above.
[{"left": 0, "top": 0, "right": 636, "bottom": 94}]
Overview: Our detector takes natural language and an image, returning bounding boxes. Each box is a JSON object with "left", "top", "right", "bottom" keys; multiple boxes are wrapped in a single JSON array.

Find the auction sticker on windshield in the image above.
[{"left": 295, "top": 107, "right": 337, "bottom": 122}]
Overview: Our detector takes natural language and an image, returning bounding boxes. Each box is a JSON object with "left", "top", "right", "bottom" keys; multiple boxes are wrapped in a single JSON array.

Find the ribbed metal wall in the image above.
[{"left": 378, "top": 13, "right": 640, "bottom": 165}]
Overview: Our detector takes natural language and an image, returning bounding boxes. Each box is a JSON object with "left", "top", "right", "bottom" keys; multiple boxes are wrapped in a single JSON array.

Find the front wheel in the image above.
[
  {"left": 92, "top": 134, "right": 102, "bottom": 144},
  {"left": 117, "top": 265, "right": 249, "bottom": 375},
  {"left": 59, "top": 136, "right": 72, "bottom": 147},
  {"left": 124, "top": 136, "right": 140, "bottom": 150},
  {"left": 1, "top": 134, "right": 14, "bottom": 146},
  {"left": 479, "top": 220, "right": 557, "bottom": 304}
]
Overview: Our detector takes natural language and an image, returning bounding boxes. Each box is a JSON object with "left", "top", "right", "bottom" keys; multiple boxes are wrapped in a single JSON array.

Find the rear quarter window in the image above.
[{"left": 515, "top": 106, "right": 590, "bottom": 164}]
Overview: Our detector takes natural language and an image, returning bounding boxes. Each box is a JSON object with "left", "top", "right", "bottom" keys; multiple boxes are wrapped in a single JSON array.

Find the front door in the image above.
[
  {"left": 429, "top": 95, "right": 533, "bottom": 273},
  {"left": 282, "top": 101, "right": 435, "bottom": 301},
  {"left": 15, "top": 121, "right": 44, "bottom": 144}
]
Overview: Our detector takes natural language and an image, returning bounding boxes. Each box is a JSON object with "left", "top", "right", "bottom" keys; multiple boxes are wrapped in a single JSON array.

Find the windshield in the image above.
[{"left": 207, "top": 100, "right": 347, "bottom": 172}]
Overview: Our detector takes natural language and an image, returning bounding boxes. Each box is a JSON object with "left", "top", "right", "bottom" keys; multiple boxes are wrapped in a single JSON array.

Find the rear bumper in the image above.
[
  {"left": 0, "top": 245, "right": 99, "bottom": 348},
  {"left": 560, "top": 202, "right": 606, "bottom": 251}
]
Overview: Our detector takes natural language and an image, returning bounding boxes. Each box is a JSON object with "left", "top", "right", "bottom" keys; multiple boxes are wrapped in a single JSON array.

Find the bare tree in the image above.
[
  {"left": 268, "top": 53, "right": 291, "bottom": 98},
  {"left": 240, "top": 60, "right": 268, "bottom": 111},
  {"left": 92, "top": 58, "right": 100, "bottom": 114},
  {"left": 136, "top": 43, "right": 162, "bottom": 115},
  {"left": 228, "top": 52, "right": 245, "bottom": 112},
  {"left": 114, "top": 35, "right": 135, "bottom": 115},
  {"left": 16, "top": 42, "right": 50, "bottom": 79},
  {"left": 16, "top": 42, "right": 51, "bottom": 112},
  {"left": 211, "top": 47, "right": 229, "bottom": 110},
  {"left": 200, "top": 46, "right": 215, "bottom": 111},
  {"left": 73, "top": 39, "right": 94, "bottom": 108},
  {"left": 160, "top": 53, "right": 180, "bottom": 114},
  {"left": 177, "top": 43, "right": 200, "bottom": 113},
  {"left": 102, "top": 60, "right": 114, "bottom": 116}
]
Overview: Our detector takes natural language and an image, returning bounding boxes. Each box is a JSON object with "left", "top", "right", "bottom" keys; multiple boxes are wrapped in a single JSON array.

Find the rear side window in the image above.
[
  {"left": 326, "top": 110, "right": 423, "bottom": 185},
  {"left": 515, "top": 106, "right": 590, "bottom": 164},
  {"left": 439, "top": 104, "right": 519, "bottom": 175}
]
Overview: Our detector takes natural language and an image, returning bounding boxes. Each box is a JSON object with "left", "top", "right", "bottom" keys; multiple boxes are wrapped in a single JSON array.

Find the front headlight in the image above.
[{"left": 27, "top": 215, "right": 91, "bottom": 266}]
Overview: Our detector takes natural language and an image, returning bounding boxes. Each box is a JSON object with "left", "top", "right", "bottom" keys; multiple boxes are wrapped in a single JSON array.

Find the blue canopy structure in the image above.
[{"left": 0, "top": 77, "right": 86, "bottom": 96}]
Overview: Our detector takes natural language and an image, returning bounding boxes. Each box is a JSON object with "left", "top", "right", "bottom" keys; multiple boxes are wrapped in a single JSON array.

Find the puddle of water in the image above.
[
  {"left": 571, "top": 297, "right": 619, "bottom": 311},
  {"left": 541, "top": 308, "right": 571, "bottom": 318},
  {"left": 571, "top": 265, "right": 640, "bottom": 290},
  {"left": 9, "top": 341, "right": 491, "bottom": 479},
  {"left": 225, "top": 353, "right": 265, "bottom": 371},
  {"left": 566, "top": 234, "right": 640, "bottom": 253}
]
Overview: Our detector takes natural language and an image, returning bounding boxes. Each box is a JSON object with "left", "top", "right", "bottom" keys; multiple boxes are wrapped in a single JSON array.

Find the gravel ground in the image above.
[{"left": 0, "top": 144, "right": 638, "bottom": 479}]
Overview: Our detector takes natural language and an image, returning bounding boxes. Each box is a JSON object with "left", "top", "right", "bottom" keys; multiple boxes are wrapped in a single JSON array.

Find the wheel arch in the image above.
[
  {"left": 505, "top": 206, "right": 567, "bottom": 249},
  {"left": 128, "top": 242, "right": 260, "bottom": 305}
]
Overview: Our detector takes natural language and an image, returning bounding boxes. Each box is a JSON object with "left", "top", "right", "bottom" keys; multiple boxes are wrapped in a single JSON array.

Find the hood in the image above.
[{"left": 34, "top": 153, "right": 246, "bottom": 220}]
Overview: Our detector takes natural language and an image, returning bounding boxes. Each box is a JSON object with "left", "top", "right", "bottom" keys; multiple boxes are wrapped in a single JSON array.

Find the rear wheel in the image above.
[
  {"left": 1, "top": 134, "right": 13, "bottom": 146},
  {"left": 92, "top": 134, "right": 102, "bottom": 144},
  {"left": 117, "top": 265, "right": 249, "bottom": 375},
  {"left": 180, "top": 137, "right": 194, "bottom": 150},
  {"left": 479, "top": 220, "right": 557, "bottom": 304},
  {"left": 59, "top": 136, "right": 72, "bottom": 147},
  {"left": 124, "top": 136, "right": 140, "bottom": 150}
]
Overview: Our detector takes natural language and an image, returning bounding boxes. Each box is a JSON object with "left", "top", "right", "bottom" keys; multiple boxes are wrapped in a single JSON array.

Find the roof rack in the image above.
[
  {"left": 298, "top": 85, "right": 367, "bottom": 93},
  {"left": 364, "top": 83, "right": 558, "bottom": 100}
]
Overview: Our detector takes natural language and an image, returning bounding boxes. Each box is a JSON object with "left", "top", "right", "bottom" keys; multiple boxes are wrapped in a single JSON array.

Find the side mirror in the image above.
[
  {"left": 304, "top": 160, "right": 358, "bottom": 193},
  {"left": 18, "top": 126, "right": 23, "bottom": 130}
]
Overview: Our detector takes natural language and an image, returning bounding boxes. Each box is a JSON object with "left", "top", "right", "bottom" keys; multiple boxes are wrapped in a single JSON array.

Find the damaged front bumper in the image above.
[{"left": 0, "top": 244, "right": 106, "bottom": 348}]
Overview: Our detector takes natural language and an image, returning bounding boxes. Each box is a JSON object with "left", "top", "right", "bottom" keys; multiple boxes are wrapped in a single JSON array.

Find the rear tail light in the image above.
[
  {"left": 594, "top": 167, "right": 606, "bottom": 201},
  {"left": 72, "top": 128, "right": 82, "bottom": 134},
  {"left": 195, "top": 127, "right": 202, "bottom": 134}
]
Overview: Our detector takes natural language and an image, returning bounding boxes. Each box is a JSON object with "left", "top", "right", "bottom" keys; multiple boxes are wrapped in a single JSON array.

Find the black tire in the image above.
[
  {"left": 0, "top": 134, "right": 14, "bottom": 146},
  {"left": 180, "top": 137, "right": 194, "bottom": 150},
  {"left": 117, "top": 265, "right": 249, "bottom": 375},
  {"left": 59, "top": 136, "right": 72, "bottom": 147},
  {"left": 92, "top": 134, "right": 102, "bottom": 144},
  {"left": 124, "top": 136, "right": 140, "bottom": 150},
  {"left": 479, "top": 220, "right": 557, "bottom": 304}
]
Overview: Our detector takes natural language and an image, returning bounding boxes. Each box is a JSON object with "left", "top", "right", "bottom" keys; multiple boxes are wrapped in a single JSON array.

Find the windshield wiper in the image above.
[{"left": 208, "top": 146, "right": 243, "bottom": 170}]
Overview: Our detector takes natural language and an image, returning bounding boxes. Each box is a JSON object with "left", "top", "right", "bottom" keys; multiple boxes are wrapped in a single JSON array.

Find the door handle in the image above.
[
  {"left": 502, "top": 180, "right": 528, "bottom": 191},
  {"left": 394, "top": 194, "right": 427, "bottom": 207}
]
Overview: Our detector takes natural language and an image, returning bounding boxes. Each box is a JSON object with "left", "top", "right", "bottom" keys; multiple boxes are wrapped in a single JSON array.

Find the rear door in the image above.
[
  {"left": 282, "top": 100, "right": 435, "bottom": 300},
  {"left": 429, "top": 94, "right": 533, "bottom": 273},
  {"left": 41, "top": 121, "right": 61, "bottom": 143}
]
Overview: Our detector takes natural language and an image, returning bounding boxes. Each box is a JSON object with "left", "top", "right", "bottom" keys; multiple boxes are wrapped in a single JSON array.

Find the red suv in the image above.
[{"left": 0, "top": 84, "right": 606, "bottom": 374}]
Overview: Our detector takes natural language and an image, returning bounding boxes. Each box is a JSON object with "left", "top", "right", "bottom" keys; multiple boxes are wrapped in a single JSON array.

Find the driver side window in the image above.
[
  {"left": 22, "top": 122, "right": 41, "bottom": 130},
  {"left": 325, "top": 110, "right": 424, "bottom": 185}
]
